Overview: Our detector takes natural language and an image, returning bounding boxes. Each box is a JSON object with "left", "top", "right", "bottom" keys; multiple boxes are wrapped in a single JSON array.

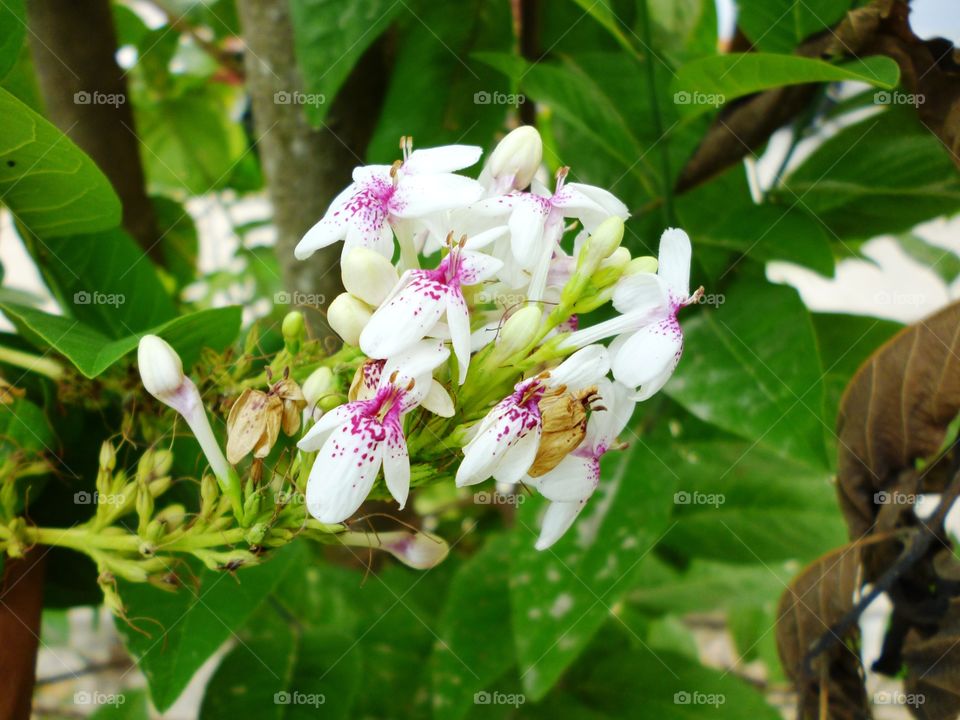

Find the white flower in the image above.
[
  {"left": 532, "top": 379, "right": 634, "bottom": 550},
  {"left": 298, "top": 341, "right": 450, "bottom": 523},
  {"left": 455, "top": 345, "right": 609, "bottom": 487},
  {"left": 359, "top": 239, "right": 502, "bottom": 384},
  {"left": 295, "top": 141, "right": 484, "bottom": 261},
  {"left": 505, "top": 169, "right": 628, "bottom": 300},
  {"left": 479, "top": 125, "right": 543, "bottom": 195},
  {"left": 562, "top": 228, "right": 701, "bottom": 400}
]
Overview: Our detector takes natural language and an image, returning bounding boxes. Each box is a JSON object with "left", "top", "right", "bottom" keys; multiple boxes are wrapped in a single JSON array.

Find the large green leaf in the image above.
[
  {"left": 0, "top": 87, "right": 121, "bottom": 237},
  {"left": 666, "top": 275, "right": 830, "bottom": 469},
  {"left": 672, "top": 54, "right": 899, "bottom": 118},
  {"left": 736, "top": 0, "right": 851, "bottom": 53},
  {"left": 289, "top": 0, "right": 402, "bottom": 125},
  {"left": 28, "top": 228, "right": 176, "bottom": 337},
  {"left": 0, "top": 0, "right": 25, "bottom": 79},
  {"left": 115, "top": 543, "right": 303, "bottom": 712},
  {"left": 200, "top": 602, "right": 361, "bottom": 720},
  {"left": 781, "top": 108, "right": 960, "bottom": 241},
  {"left": 0, "top": 304, "right": 242, "bottom": 378},
  {"left": 508, "top": 441, "right": 675, "bottom": 700},
  {"left": 430, "top": 534, "right": 514, "bottom": 720}
]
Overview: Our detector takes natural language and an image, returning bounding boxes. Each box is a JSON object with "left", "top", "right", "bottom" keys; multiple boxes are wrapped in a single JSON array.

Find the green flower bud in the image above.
[
  {"left": 591, "top": 247, "right": 632, "bottom": 288},
  {"left": 136, "top": 483, "right": 154, "bottom": 536},
  {"left": 489, "top": 305, "right": 542, "bottom": 363},
  {"left": 282, "top": 311, "right": 305, "bottom": 354},
  {"left": 577, "top": 216, "right": 624, "bottom": 272},
  {"left": 99, "top": 441, "right": 117, "bottom": 472},
  {"left": 624, "top": 255, "right": 658, "bottom": 276},
  {"left": 152, "top": 449, "right": 174, "bottom": 477}
]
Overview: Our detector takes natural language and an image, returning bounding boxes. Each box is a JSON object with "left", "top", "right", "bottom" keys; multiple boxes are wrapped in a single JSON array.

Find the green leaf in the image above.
[
  {"left": 153, "top": 196, "right": 200, "bottom": 290},
  {"left": 116, "top": 543, "right": 303, "bottom": 712},
  {"left": 200, "top": 603, "right": 361, "bottom": 720},
  {"left": 780, "top": 108, "right": 960, "bottom": 241},
  {"left": 0, "top": 87, "right": 121, "bottom": 237},
  {"left": 29, "top": 228, "right": 176, "bottom": 337},
  {"left": 431, "top": 534, "right": 514, "bottom": 720},
  {"left": 666, "top": 275, "right": 830, "bottom": 469},
  {"left": 736, "top": 0, "right": 852, "bottom": 53},
  {"left": 0, "top": 0, "right": 25, "bottom": 79},
  {"left": 896, "top": 233, "right": 960, "bottom": 285},
  {"left": 290, "top": 0, "right": 402, "bottom": 125},
  {"left": 0, "top": 303, "right": 241, "bottom": 378},
  {"left": 508, "top": 441, "right": 675, "bottom": 700},
  {"left": 88, "top": 689, "right": 150, "bottom": 719},
  {"left": 672, "top": 54, "right": 899, "bottom": 118}
]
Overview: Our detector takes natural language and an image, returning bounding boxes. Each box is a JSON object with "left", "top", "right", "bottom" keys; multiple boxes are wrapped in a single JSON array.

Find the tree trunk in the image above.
[
  {"left": 236, "top": 0, "right": 388, "bottom": 337},
  {"left": 0, "top": 550, "right": 47, "bottom": 720},
  {"left": 26, "top": 0, "right": 160, "bottom": 259}
]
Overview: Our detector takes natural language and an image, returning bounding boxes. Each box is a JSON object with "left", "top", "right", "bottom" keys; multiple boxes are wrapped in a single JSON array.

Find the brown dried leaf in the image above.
[
  {"left": 837, "top": 300, "right": 960, "bottom": 539},
  {"left": 903, "top": 595, "right": 960, "bottom": 719},
  {"left": 226, "top": 389, "right": 282, "bottom": 464},
  {"left": 776, "top": 544, "right": 870, "bottom": 720}
]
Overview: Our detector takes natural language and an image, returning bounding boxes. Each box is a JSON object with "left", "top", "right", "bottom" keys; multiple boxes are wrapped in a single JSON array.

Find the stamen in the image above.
[
  {"left": 390, "top": 160, "right": 403, "bottom": 185},
  {"left": 555, "top": 166, "right": 570, "bottom": 192}
]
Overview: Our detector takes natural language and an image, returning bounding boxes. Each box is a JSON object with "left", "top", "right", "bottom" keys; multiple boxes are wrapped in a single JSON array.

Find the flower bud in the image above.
[
  {"left": 138, "top": 335, "right": 185, "bottom": 402},
  {"left": 152, "top": 449, "right": 174, "bottom": 477},
  {"left": 577, "top": 216, "right": 624, "bottom": 272},
  {"left": 340, "top": 529, "right": 450, "bottom": 569},
  {"left": 99, "top": 441, "right": 116, "bottom": 472},
  {"left": 136, "top": 482, "right": 154, "bottom": 536},
  {"left": 486, "top": 126, "right": 543, "bottom": 191},
  {"left": 282, "top": 311, "right": 305, "bottom": 354},
  {"left": 302, "top": 367, "right": 334, "bottom": 408},
  {"left": 591, "top": 247, "right": 631, "bottom": 288},
  {"left": 200, "top": 474, "right": 218, "bottom": 518},
  {"left": 624, "top": 255, "right": 658, "bottom": 276},
  {"left": 490, "top": 305, "right": 541, "bottom": 363},
  {"left": 342, "top": 248, "right": 399, "bottom": 307},
  {"left": 327, "top": 293, "right": 373, "bottom": 346}
]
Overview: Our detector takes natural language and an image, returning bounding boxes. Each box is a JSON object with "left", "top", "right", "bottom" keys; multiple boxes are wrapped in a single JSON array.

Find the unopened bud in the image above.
[
  {"left": 282, "top": 311, "right": 305, "bottom": 354},
  {"left": 624, "top": 255, "right": 658, "bottom": 276},
  {"left": 591, "top": 247, "right": 631, "bottom": 288},
  {"left": 577, "top": 216, "right": 624, "bottom": 272},
  {"left": 138, "top": 335, "right": 186, "bottom": 402},
  {"left": 152, "top": 449, "right": 173, "bottom": 477},
  {"left": 342, "top": 248, "right": 400, "bottom": 307},
  {"left": 136, "top": 483, "right": 154, "bottom": 536},
  {"left": 327, "top": 293, "right": 373, "bottom": 346},
  {"left": 491, "top": 305, "right": 541, "bottom": 362},
  {"left": 340, "top": 529, "right": 450, "bottom": 569},
  {"left": 99, "top": 441, "right": 116, "bottom": 472},
  {"left": 486, "top": 126, "right": 543, "bottom": 191},
  {"left": 302, "top": 367, "right": 335, "bottom": 408}
]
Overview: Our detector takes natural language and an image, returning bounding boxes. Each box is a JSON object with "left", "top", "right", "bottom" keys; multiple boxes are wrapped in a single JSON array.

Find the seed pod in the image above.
[
  {"left": 226, "top": 389, "right": 283, "bottom": 464},
  {"left": 273, "top": 378, "right": 307, "bottom": 436},
  {"left": 528, "top": 386, "right": 593, "bottom": 477}
]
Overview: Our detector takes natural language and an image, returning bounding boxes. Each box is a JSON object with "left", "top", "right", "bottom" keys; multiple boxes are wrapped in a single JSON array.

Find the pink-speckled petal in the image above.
[
  {"left": 493, "top": 424, "right": 541, "bottom": 484},
  {"left": 306, "top": 417, "right": 385, "bottom": 523},
  {"left": 456, "top": 404, "right": 536, "bottom": 487},
  {"left": 446, "top": 291, "right": 471, "bottom": 385},
  {"left": 394, "top": 174, "right": 483, "bottom": 218},
  {"left": 297, "top": 404, "right": 356, "bottom": 452},
  {"left": 458, "top": 250, "right": 503, "bottom": 286},
  {"left": 383, "top": 421, "right": 411, "bottom": 509},
  {"left": 359, "top": 275, "right": 448, "bottom": 359}
]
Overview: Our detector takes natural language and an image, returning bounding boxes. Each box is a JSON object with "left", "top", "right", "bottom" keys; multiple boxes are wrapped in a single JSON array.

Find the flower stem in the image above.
[{"left": 0, "top": 346, "right": 64, "bottom": 381}]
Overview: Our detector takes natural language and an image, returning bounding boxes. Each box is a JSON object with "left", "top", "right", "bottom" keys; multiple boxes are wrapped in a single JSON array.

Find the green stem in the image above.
[{"left": 0, "top": 346, "right": 64, "bottom": 381}]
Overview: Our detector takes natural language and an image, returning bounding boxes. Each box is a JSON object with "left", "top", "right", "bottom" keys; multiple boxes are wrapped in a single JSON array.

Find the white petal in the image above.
[
  {"left": 463, "top": 225, "right": 508, "bottom": 251},
  {"left": 456, "top": 404, "right": 535, "bottom": 487},
  {"left": 382, "top": 421, "right": 410, "bottom": 509},
  {"left": 612, "top": 273, "right": 668, "bottom": 316},
  {"left": 535, "top": 499, "right": 588, "bottom": 550},
  {"left": 352, "top": 165, "right": 393, "bottom": 184},
  {"left": 404, "top": 145, "right": 482, "bottom": 174},
  {"left": 557, "top": 182, "right": 629, "bottom": 226},
  {"left": 493, "top": 425, "right": 541, "bottom": 484},
  {"left": 585, "top": 379, "right": 635, "bottom": 451},
  {"left": 359, "top": 276, "right": 447, "bottom": 358},
  {"left": 629, "top": 359, "right": 678, "bottom": 401},
  {"left": 382, "top": 339, "right": 450, "bottom": 387},
  {"left": 458, "top": 250, "right": 504, "bottom": 286},
  {"left": 446, "top": 292, "right": 471, "bottom": 385},
  {"left": 549, "top": 345, "right": 610, "bottom": 390},
  {"left": 297, "top": 404, "right": 354, "bottom": 451},
  {"left": 509, "top": 196, "right": 548, "bottom": 270},
  {"left": 393, "top": 174, "right": 483, "bottom": 218},
  {"left": 295, "top": 185, "right": 351, "bottom": 259},
  {"left": 421, "top": 379, "right": 455, "bottom": 417},
  {"left": 533, "top": 453, "right": 598, "bottom": 502},
  {"left": 611, "top": 319, "right": 683, "bottom": 392},
  {"left": 658, "top": 228, "right": 691, "bottom": 300},
  {"left": 306, "top": 421, "right": 384, "bottom": 523}
]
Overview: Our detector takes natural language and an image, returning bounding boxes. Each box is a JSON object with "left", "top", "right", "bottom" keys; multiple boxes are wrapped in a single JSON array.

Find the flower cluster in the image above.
[{"left": 292, "top": 126, "right": 701, "bottom": 550}]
